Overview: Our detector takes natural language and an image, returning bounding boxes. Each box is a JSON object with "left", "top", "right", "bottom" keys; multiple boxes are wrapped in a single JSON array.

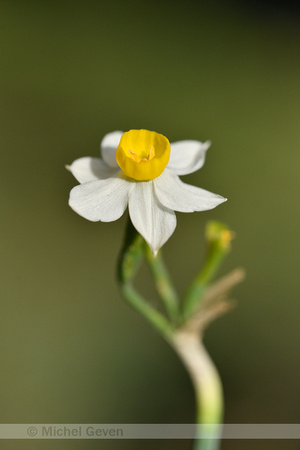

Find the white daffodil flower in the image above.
[{"left": 67, "top": 129, "right": 227, "bottom": 255}]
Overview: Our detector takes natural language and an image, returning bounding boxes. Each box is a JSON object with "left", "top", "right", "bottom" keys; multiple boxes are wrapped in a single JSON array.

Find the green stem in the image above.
[
  {"left": 145, "top": 244, "right": 180, "bottom": 324},
  {"left": 172, "top": 331, "right": 223, "bottom": 450},
  {"left": 117, "top": 218, "right": 174, "bottom": 340},
  {"left": 120, "top": 283, "right": 173, "bottom": 340},
  {"left": 117, "top": 219, "right": 144, "bottom": 285},
  {"left": 183, "top": 222, "right": 232, "bottom": 321}
]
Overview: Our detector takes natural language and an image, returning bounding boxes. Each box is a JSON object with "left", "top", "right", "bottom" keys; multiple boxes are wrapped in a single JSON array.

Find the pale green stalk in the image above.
[
  {"left": 172, "top": 331, "right": 223, "bottom": 450},
  {"left": 145, "top": 244, "right": 180, "bottom": 324}
]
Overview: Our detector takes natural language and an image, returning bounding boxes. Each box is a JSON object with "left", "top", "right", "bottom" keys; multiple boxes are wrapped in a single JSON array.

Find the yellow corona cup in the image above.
[{"left": 116, "top": 129, "right": 171, "bottom": 181}]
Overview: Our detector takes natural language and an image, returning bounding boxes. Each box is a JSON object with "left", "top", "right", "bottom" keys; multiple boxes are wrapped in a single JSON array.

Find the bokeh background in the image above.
[{"left": 1, "top": 0, "right": 299, "bottom": 449}]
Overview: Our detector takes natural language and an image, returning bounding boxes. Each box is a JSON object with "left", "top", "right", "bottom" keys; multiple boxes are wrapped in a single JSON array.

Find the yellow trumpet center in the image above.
[{"left": 116, "top": 129, "right": 171, "bottom": 181}]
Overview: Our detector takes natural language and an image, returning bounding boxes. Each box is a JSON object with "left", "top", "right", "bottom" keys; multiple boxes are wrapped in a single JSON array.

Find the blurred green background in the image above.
[{"left": 1, "top": 0, "right": 299, "bottom": 449}]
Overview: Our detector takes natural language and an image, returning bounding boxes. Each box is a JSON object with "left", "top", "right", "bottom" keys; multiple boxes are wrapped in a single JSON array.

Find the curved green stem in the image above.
[
  {"left": 120, "top": 283, "right": 173, "bottom": 340},
  {"left": 117, "top": 218, "right": 174, "bottom": 340}
]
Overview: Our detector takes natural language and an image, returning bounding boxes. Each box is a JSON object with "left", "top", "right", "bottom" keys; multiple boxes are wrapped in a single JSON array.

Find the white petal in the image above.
[
  {"left": 154, "top": 170, "right": 227, "bottom": 213},
  {"left": 128, "top": 182, "right": 176, "bottom": 256},
  {"left": 69, "top": 177, "right": 130, "bottom": 222},
  {"left": 168, "top": 140, "right": 211, "bottom": 175},
  {"left": 66, "top": 157, "right": 119, "bottom": 183},
  {"left": 100, "top": 131, "right": 123, "bottom": 168}
]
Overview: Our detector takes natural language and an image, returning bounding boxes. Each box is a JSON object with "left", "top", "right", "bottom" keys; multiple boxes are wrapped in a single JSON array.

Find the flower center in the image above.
[{"left": 116, "top": 129, "right": 171, "bottom": 181}]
